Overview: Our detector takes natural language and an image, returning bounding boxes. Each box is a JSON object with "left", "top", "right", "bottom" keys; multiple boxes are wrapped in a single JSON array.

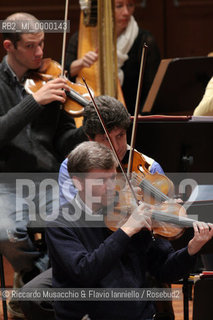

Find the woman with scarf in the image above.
[{"left": 65, "top": 0, "right": 161, "bottom": 115}]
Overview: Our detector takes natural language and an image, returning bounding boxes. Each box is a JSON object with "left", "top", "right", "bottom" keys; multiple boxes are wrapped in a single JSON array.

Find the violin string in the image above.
[
  {"left": 152, "top": 210, "right": 195, "bottom": 228},
  {"left": 132, "top": 173, "right": 213, "bottom": 209},
  {"left": 131, "top": 172, "right": 169, "bottom": 202},
  {"left": 61, "top": 0, "right": 69, "bottom": 76},
  {"left": 142, "top": 182, "right": 169, "bottom": 201}
]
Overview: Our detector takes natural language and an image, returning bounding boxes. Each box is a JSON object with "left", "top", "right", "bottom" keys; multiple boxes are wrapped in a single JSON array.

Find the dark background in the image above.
[{"left": 1, "top": 0, "right": 213, "bottom": 62}]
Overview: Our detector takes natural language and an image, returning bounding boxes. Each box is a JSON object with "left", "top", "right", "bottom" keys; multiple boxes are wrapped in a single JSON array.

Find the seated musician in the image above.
[
  {"left": 59, "top": 95, "right": 164, "bottom": 206},
  {"left": 45, "top": 141, "right": 213, "bottom": 320},
  {"left": 19, "top": 95, "right": 167, "bottom": 320},
  {"left": 65, "top": 0, "right": 160, "bottom": 114}
]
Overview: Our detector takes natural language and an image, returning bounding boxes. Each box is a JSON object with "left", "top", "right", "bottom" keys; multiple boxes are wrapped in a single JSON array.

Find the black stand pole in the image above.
[
  {"left": 0, "top": 254, "right": 8, "bottom": 320},
  {"left": 182, "top": 276, "right": 191, "bottom": 320}
]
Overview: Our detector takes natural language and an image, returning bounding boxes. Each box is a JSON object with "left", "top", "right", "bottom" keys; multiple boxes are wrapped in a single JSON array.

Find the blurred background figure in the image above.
[
  {"left": 193, "top": 76, "right": 213, "bottom": 116},
  {"left": 65, "top": 0, "right": 161, "bottom": 115}
]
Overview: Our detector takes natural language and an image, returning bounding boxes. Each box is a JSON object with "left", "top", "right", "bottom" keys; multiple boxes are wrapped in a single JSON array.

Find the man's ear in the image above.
[
  {"left": 3, "top": 40, "right": 14, "bottom": 52},
  {"left": 72, "top": 176, "right": 83, "bottom": 191}
]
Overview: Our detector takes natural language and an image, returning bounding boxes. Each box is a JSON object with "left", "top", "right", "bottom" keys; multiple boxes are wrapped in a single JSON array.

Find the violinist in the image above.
[
  {"left": 0, "top": 11, "right": 86, "bottom": 318},
  {"left": 45, "top": 140, "right": 213, "bottom": 320},
  {"left": 65, "top": 0, "right": 161, "bottom": 114},
  {"left": 19, "top": 95, "right": 165, "bottom": 320},
  {"left": 59, "top": 95, "right": 164, "bottom": 206}
]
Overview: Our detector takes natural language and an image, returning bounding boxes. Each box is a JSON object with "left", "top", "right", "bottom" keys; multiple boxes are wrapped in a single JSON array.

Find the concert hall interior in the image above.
[{"left": 1, "top": 1, "right": 213, "bottom": 320}]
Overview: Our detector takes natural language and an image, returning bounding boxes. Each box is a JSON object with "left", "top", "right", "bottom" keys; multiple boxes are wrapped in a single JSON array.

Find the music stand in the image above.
[
  {"left": 142, "top": 56, "right": 213, "bottom": 115},
  {"left": 193, "top": 277, "right": 213, "bottom": 320}
]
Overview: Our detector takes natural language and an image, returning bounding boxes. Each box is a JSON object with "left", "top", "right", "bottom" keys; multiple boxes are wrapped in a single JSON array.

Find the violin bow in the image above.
[
  {"left": 61, "top": 0, "right": 69, "bottom": 76},
  {"left": 82, "top": 77, "right": 139, "bottom": 206},
  {"left": 127, "top": 43, "right": 148, "bottom": 176}
]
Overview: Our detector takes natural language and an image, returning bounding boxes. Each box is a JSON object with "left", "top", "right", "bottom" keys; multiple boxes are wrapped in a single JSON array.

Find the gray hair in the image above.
[{"left": 67, "top": 141, "right": 117, "bottom": 177}]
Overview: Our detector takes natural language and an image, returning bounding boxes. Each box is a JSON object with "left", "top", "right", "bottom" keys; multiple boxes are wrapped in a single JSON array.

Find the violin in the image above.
[
  {"left": 104, "top": 149, "right": 189, "bottom": 240},
  {"left": 104, "top": 193, "right": 195, "bottom": 240},
  {"left": 25, "top": 0, "right": 94, "bottom": 118},
  {"left": 123, "top": 149, "right": 175, "bottom": 204},
  {"left": 82, "top": 57, "right": 211, "bottom": 242},
  {"left": 24, "top": 58, "right": 92, "bottom": 117},
  {"left": 84, "top": 78, "right": 205, "bottom": 240}
]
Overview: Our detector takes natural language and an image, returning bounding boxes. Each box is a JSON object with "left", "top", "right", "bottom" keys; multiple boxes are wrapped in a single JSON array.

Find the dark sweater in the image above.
[
  {"left": 0, "top": 57, "right": 86, "bottom": 172},
  {"left": 46, "top": 201, "right": 196, "bottom": 320}
]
